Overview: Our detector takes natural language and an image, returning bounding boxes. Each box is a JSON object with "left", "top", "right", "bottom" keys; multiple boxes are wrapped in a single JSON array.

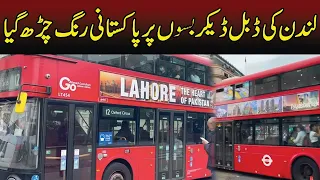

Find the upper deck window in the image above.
[
  {"left": 254, "top": 75, "right": 279, "bottom": 96},
  {"left": 58, "top": 54, "right": 212, "bottom": 86},
  {"left": 281, "top": 65, "right": 320, "bottom": 91},
  {"left": 215, "top": 86, "right": 234, "bottom": 102},
  {"left": 186, "top": 61, "right": 206, "bottom": 84},
  {"left": 235, "top": 81, "right": 250, "bottom": 99},
  {"left": 60, "top": 54, "right": 85, "bottom": 60},
  {"left": 206, "top": 66, "right": 214, "bottom": 86},
  {"left": 124, "top": 54, "right": 158, "bottom": 74},
  {"left": 88, "top": 54, "right": 122, "bottom": 67},
  {"left": 157, "top": 55, "right": 186, "bottom": 80}
]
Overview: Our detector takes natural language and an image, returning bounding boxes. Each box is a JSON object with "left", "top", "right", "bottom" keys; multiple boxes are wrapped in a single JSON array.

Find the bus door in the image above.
[
  {"left": 214, "top": 122, "right": 223, "bottom": 168},
  {"left": 157, "top": 110, "right": 186, "bottom": 180},
  {"left": 214, "top": 121, "right": 234, "bottom": 170},
  {"left": 43, "top": 100, "right": 96, "bottom": 180},
  {"left": 223, "top": 121, "right": 234, "bottom": 170}
]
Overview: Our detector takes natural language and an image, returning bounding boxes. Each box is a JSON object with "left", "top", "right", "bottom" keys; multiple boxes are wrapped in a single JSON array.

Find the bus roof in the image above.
[
  {"left": 214, "top": 55, "right": 320, "bottom": 88},
  {"left": 172, "top": 54, "right": 212, "bottom": 66}
]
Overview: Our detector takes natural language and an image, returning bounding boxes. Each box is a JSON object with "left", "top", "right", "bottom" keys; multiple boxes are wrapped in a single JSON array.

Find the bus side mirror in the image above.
[{"left": 15, "top": 92, "right": 28, "bottom": 113}]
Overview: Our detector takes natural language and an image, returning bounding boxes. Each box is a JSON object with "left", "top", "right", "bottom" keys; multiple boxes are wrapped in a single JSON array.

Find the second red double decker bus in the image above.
[
  {"left": 213, "top": 56, "right": 320, "bottom": 180},
  {"left": 0, "top": 54, "right": 214, "bottom": 180}
]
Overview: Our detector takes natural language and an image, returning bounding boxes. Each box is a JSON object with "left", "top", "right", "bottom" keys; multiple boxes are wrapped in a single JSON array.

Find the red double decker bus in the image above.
[
  {"left": 213, "top": 56, "right": 320, "bottom": 180},
  {"left": 0, "top": 54, "right": 214, "bottom": 180}
]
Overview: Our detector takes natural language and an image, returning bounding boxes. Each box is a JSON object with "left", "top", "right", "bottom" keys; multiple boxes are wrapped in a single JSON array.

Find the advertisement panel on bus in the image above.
[
  {"left": 99, "top": 71, "right": 214, "bottom": 108},
  {"left": 215, "top": 90, "right": 319, "bottom": 118}
]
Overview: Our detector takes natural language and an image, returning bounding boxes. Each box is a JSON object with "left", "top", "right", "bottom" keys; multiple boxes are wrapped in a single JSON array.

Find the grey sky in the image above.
[{"left": 220, "top": 55, "right": 320, "bottom": 75}]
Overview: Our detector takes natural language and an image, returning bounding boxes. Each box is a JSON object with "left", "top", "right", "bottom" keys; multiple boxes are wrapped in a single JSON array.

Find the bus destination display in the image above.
[
  {"left": 0, "top": 67, "right": 21, "bottom": 92},
  {"left": 102, "top": 106, "right": 134, "bottom": 119}
]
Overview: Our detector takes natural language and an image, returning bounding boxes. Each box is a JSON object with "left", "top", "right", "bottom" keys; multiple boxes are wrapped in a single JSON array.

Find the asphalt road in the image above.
[{"left": 214, "top": 170, "right": 278, "bottom": 180}]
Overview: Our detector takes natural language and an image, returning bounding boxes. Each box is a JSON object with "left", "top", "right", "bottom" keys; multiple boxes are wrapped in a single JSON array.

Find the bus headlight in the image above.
[{"left": 7, "top": 175, "right": 21, "bottom": 180}]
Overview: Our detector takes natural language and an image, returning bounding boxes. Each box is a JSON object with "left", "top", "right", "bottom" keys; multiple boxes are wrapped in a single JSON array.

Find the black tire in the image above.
[
  {"left": 103, "top": 162, "right": 132, "bottom": 180},
  {"left": 292, "top": 157, "right": 320, "bottom": 180}
]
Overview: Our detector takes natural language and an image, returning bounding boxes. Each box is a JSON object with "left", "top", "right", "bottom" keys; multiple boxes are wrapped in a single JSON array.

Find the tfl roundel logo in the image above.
[
  {"left": 261, "top": 154, "right": 273, "bottom": 167},
  {"left": 59, "top": 77, "right": 77, "bottom": 91}
]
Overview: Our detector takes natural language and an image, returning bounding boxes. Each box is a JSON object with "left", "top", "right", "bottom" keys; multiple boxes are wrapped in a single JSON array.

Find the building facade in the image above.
[{"left": 197, "top": 54, "right": 244, "bottom": 83}]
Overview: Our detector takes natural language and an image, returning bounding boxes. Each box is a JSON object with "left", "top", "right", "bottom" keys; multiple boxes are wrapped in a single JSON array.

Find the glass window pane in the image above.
[
  {"left": 139, "top": 108, "right": 155, "bottom": 145},
  {"left": 186, "top": 113, "right": 205, "bottom": 144},
  {"left": 60, "top": 54, "right": 85, "bottom": 60},
  {"left": 309, "top": 65, "right": 320, "bottom": 85},
  {"left": 206, "top": 66, "right": 214, "bottom": 86},
  {"left": 171, "top": 65, "right": 185, "bottom": 80},
  {"left": 254, "top": 119, "right": 279, "bottom": 145},
  {"left": 215, "top": 86, "right": 233, "bottom": 102},
  {"left": 281, "top": 65, "right": 320, "bottom": 90},
  {"left": 187, "top": 68, "right": 204, "bottom": 84},
  {"left": 98, "top": 106, "right": 136, "bottom": 146},
  {"left": 88, "top": 54, "right": 121, "bottom": 67},
  {"left": 0, "top": 98, "right": 40, "bottom": 170},
  {"left": 99, "top": 119, "right": 136, "bottom": 145},
  {"left": 157, "top": 60, "right": 171, "bottom": 77},
  {"left": 186, "top": 61, "right": 206, "bottom": 84},
  {"left": 124, "top": 54, "right": 157, "bottom": 74},
  {"left": 73, "top": 106, "right": 93, "bottom": 180},
  {"left": 171, "top": 57, "right": 185, "bottom": 66},
  {"left": 235, "top": 121, "right": 253, "bottom": 144},
  {"left": 282, "top": 115, "right": 320, "bottom": 147},
  {"left": 187, "top": 61, "right": 205, "bottom": 71},
  {"left": 157, "top": 56, "right": 186, "bottom": 80},
  {"left": 235, "top": 82, "right": 250, "bottom": 99},
  {"left": 157, "top": 60, "right": 185, "bottom": 80},
  {"left": 255, "top": 76, "right": 279, "bottom": 95},
  {"left": 45, "top": 104, "right": 68, "bottom": 179}
]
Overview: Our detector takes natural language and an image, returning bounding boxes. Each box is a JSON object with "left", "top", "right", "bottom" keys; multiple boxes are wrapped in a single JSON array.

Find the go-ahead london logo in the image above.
[{"left": 59, "top": 77, "right": 91, "bottom": 92}]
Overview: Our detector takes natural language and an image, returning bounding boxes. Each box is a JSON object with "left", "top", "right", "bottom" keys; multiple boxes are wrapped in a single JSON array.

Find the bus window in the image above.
[
  {"left": 206, "top": 66, "right": 214, "bottom": 86},
  {"left": 138, "top": 108, "right": 155, "bottom": 145},
  {"left": 157, "top": 55, "right": 186, "bottom": 80},
  {"left": 235, "top": 81, "right": 250, "bottom": 100},
  {"left": 235, "top": 121, "right": 254, "bottom": 144},
  {"left": 186, "top": 61, "right": 206, "bottom": 84},
  {"left": 281, "top": 65, "right": 320, "bottom": 90},
  {"left": 309, "top": 65, "right": 320, "bottom": 85},
  {"left": 88, "top": 54, "right": 122, "bottom": 67},
  {"left": 98, "top": 106, "right": 136, "bottom": 146},
  {"left": 215, "top": 86, "right": 234, "bottom": 102},
  {"left": 254, "top": 75, "right": 279, "bottom": 96},
  {"left": 74, "top": 106, "right": 93, "bottom": 180},
  {"left": 282, "top": 115, "right": 320, "bottom": 147},
  {"left": 0, "top": 99, "right": 40, "bottom": 170},
  {"left": 254, "top": 118, "right": 279, "bottom": 145},
  {"left": 186, "top": 113, "right": 205, "bottom": 144},
  {"left": 124, "top": 54, "right": 158, "bottom": 74},
  {"left": 59, "top": 54, "right": 85, "bottom": 60}
]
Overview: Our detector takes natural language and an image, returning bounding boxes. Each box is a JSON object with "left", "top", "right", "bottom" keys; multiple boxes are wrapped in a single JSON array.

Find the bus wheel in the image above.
[
  {"left": 292, "top": 157, "right": 320, "bottom": 180},
  {"left": 103, "top": 162, "right": 132, "bottom": 180}
]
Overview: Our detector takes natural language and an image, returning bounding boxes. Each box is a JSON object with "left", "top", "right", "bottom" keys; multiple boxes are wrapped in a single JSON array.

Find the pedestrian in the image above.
[{"left": 202, "top": 117, "right": 216, "bottom": 180}]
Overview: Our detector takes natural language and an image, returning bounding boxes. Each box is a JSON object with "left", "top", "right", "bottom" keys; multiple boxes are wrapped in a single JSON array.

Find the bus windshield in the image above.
[{"left": 0, "top": 98, "right": 40, "bottom": 170}]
